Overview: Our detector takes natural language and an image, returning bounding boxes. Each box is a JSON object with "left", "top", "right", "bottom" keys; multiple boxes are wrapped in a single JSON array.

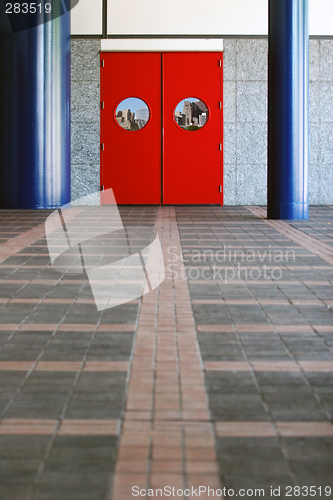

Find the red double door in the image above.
[{"left": 101, "top": 52, "right": 223, "bottom": 205}]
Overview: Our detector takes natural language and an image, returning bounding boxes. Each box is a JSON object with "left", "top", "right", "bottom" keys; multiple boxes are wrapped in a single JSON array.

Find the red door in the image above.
[
  {"left": 163, "top": 52, "right": 223, "bottom": 204},
  {"left": 101, "top": 52, "right": 223, "bottom": 205},
  {"left": 101, "top": 52, "right": 161, "bottom": 204}
]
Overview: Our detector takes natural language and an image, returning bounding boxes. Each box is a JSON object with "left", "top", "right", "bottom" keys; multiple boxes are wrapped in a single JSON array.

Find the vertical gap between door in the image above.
[
  {"left": 220, "top": 51, "right": 223, "bottom": 206},
  {"left": 161, "top": 53, "right": 164, "bottom": 205},
  {"left": 100, "top": 53, "right": 104, "bottom": 192}
]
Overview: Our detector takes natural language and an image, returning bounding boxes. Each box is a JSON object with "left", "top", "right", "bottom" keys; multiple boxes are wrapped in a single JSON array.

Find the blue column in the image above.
[
  {"left": 0, "top": 5, "right": 71, "bottom": 209},
  {"left": 267, "top": 0, "right": 309, "bottom": 220}
]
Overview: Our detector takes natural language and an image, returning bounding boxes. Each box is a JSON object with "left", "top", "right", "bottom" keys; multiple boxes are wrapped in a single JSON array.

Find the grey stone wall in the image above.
[
  {"left": 71, "top": 39, "right": 101, "bottom": 202},
  {"left": 223, "top": 39, "right": 268, "bottom": 205},
  {"left": 223, "top": 38, "right": 333, "bottom": 205},
  {"left": 309, "top": 40, "right": 333, "bottom": 204}
]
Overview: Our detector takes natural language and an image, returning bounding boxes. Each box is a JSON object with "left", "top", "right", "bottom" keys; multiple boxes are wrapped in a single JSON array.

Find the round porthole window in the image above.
[
  {"left": 115, "top": 98, "right": 150, "bottom": 131},
  {"left": 174, "top": 98, "right": 209, "bottom": 131}
]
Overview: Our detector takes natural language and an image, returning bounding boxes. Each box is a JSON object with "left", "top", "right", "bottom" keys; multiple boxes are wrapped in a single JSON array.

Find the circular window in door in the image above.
[
  {"left": 174, "top": 98, "right": 209, "bottom": 131},
  {"left": 115, "top": 98, "right": 150, "bottom": 131}
]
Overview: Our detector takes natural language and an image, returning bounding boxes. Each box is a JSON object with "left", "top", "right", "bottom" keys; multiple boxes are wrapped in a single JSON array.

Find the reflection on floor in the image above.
[{"left": 0, "top": 206, "right": 332, "bottom": 500}]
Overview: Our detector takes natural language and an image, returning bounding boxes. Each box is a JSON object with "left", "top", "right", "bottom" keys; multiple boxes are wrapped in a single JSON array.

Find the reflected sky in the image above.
[
  {"left": 175, "top": 98, "right": 200, "bottom": 113},
  {"left": 116, "top": 98, "right": 148, "bottom": 117}
]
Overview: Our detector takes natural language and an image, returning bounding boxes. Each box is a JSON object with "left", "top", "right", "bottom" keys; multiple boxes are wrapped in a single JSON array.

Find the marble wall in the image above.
[
  {"left": 70, "top": 38, "right": 333, "bottom": 205},
  {"left": 308, "top": 40, "right": 333, "bottom": 204},
  {"left": 223, "top": 38, "right": 333, "bottom": 205},
  {"left": 71, "top": 39, "right": 101, "bottom": 202}
]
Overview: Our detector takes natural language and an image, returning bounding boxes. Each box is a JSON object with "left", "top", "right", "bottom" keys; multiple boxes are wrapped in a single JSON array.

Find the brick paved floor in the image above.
[{"left": 0, "top": 206, "right": 332, "bottom": 500}]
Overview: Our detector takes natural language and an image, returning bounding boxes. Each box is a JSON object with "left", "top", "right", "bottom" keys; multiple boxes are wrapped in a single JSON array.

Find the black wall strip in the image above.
[
  {"left": 71, "top": 34, "right": 333, "bottom": 40},
  {"left": 102, "top": 0, "right": 107, "bottom": 38}
]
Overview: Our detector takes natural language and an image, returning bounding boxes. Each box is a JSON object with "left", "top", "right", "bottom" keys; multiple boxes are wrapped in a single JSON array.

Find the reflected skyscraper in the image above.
[{"left": 136, "top": 108, "right": 149, "bottom": 122}]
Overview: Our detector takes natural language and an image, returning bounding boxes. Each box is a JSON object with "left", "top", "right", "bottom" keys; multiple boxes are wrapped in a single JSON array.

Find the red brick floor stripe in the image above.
[
  {"left": 0, "top": 420, "right": 57, "bottom": 435},
  {"left": 56, "top": 279, "right": 87, "bottom": 285},
  {"left": 8, "top": 298, "right": 43, "bottom": 304},
  {"left": 0, "top": 361, "right": 129, "bottom": 372},
  {"left": 0, "top": 322, "right": 136, "bottom": 333},
  {"left": 236, "top": 324, "right": 275, "bottom": 332},
  {"left": 215, "top": 422, "right": 276, "bottom": 437},
  {"left": 198, "top": 324, "right": 316, "bottom": 334},
  {"left": 35, "top": 361, "right": 82, "bottom": 371},
  {"left": 189, "top": 279, "right": 313, "bottom": 286},
  {"left": 41, "top": 298, "right": 76, "bottom": 304},
  {"left": 0, "top": 323, "right": 320, "bottom": 334},
  {"left": 0, "top": 225, "right": 47, "bottom": 264},
  {"left": 0, "top": 324, "right": 19, "bottom": 331},
  {"left": 197, "top": 325, "right": 235, "bottom": 332},
  {"left": 193, "top": 299, "right": 294, "bottom": 306},
  {"left": 84, "top": 361, "right": 129, "bottom": 371},
  {"left": 20, "top": 324, "right": 59, "bottom": 331},
  {"left": 314, "top": 325, "right": 333, "bottom": 333},
  {"left": 304, "top": 281, "right": 332, "bottom": 286},
  {"left": 275, "top": 422, "right": 333, "bottom": 437},
  {"left": 246, "top": 206, "right": 333, "bottom": 265},
  {"left": 251, "top": 361, "right": 299, "bottom": 371},
  {"left": 0, "top": 206, "right": 86, "bottom": 264},
  {"left": 0, "top": 265, "right": 48, "bottom": 269},
  {"left": 76, "top": 299, "right": 140, "bottom": 305},
  {"left": 0, "top": 280, "right": 32, "bottom": 284},
  {"left": 98, "top": 324, "right": 136, "bottom": 332},
  {"left": 0, "top": 361, "right": 35, "bottom": 371},
  {"left": 111, "top": 207, "right": 223, "bottom": 500},
  {"left": 0, "top": 298, "right": 84, "bottom": 305},
  {"left": 299, "top": 361, "right": 333, "bottom": 371},
  {"left": 192, "top": 299, "right": 225, "bottom": 305},
  {"left": 204, "top": 361, "right": 250, "bottom": 371},
  {"left": 58, "top": 324, "right": 98, "bottom": 332},
  {"left": 12, "top": 253, "right": 50, "bottom": 257},
  {"left": 275, "top": 325, "right": 314, "bottom": 333},
  {"left": 291, "top": 299, "right": 323, "bottom": 306},
  {"left": 0, "top": 279, "right": 64, "bottom": 285},
  {"left": 0, "top": 419, "right": 118, "bottom": 435},
  {"left": 194, "top": 299, "right": 329, "bottom": 306},
  {"left": 215, "top": 421, "right": 333, "bottom": 437},
  {"left": 58, "top": 419, "right": 118, "bottom": 435},
  {"left": 0, "top": 324, "right": 58, "bottom": 332}
]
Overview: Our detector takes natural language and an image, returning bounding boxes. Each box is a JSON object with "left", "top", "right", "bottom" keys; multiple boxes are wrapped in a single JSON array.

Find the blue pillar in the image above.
[
  {"left": 0, "top": 5, "right": 71, "bottom": 209},
  {"left": 267, "top": 0, "right": 309, "bottom": 220}
]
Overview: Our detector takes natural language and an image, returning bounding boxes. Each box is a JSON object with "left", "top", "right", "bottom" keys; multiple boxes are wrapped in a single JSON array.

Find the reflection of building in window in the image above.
[
  {"left": 136, "top": 119, "right": 147, "bottom": 129},
  {"left": 183, "top": 101, "right": 192, "bottom": 127},
  {"left": 175, "top": 100, "right": 208, "bottom": 129},
  {"left": 175, "top": 111, "right": 186, "bottom": 127},
  {"left": 136, "top": 108, "right": 149, "bottom": 122},
  {"left": 116, "top": 109, "right": 134, "bottom": 122},
  {"left": 199, "top": 113, "right": 207, "bottom": 126},
  {"left": 195, "top": 100, "right": 207, "bottom": 114},
  {"left": 116, "top": 108, "right": 139, "bottom": 131}
]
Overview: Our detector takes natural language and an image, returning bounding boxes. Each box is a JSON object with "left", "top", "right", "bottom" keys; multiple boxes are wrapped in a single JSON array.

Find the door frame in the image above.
[{"left": 100, "top": 39, "right": 224, "bottom": 205}]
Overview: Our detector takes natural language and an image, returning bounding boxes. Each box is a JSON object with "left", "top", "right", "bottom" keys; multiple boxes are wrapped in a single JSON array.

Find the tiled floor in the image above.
[{"left": 0, "top": 206, "right": 332, "bottom": 500}]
